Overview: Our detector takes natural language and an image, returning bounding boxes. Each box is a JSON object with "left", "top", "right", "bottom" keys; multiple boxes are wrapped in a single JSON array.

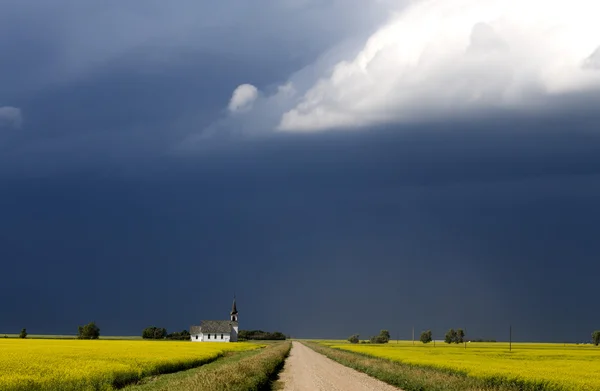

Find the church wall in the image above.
[{"left": 191, "top": 332, "right": 231, "bottom": 342}]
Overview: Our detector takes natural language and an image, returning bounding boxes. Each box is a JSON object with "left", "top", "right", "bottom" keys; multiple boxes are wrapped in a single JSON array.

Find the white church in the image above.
[{"left": 190, "top": 297, "right": 239, "bottom": 342}]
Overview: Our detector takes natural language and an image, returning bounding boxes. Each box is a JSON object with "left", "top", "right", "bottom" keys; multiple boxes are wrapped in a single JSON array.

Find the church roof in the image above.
[
  {"left": 190, "top": 325, "right": 201, "bottom": 334},
  {"left": 190, "top": 320, "right": 238, "bottom": 334}
]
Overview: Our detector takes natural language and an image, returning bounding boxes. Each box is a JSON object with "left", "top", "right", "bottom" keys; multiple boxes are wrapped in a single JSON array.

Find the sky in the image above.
[{"left": 1, "top": 0, "right": 600, "bottom": 342}]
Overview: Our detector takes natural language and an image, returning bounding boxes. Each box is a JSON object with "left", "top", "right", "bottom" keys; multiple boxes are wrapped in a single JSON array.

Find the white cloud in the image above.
[
  {"left": 276, "top": 0, "right": 600, "bottom": 132},
  {"left": 228, "top": 84, "right": 259, "bottom": 113},
  {"left": 0, "top": 107, "right": 22, "bottom": 129},
  {"left": 583, "top": 47, "right": 600, "bottom": 70}
]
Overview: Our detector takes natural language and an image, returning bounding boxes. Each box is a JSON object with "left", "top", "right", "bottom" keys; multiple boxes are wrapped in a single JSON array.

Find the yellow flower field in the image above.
[
  {"left": 326, "top": 341, "right": 600, "bottom": 390},
  {"left": 0, "top": 339, "right": 259, "bottom": 391}
]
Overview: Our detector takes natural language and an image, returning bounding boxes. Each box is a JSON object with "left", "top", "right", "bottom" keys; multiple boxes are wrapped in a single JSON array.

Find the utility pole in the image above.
[
  {"left": 412, "top": 326, "right": 415, "bottom": 345},
  {"left": 509, "top": 325, "right": 512, "bottom": 352}
]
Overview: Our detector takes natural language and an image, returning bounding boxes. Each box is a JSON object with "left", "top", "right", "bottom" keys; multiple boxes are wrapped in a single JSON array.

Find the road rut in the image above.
[{"left": 279, "top": 341, "right": 401, "bottom": 391}]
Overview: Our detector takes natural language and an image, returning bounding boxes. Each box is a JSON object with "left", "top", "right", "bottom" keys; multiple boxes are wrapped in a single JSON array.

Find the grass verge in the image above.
[
  {"left": 124, "top": 341, "right": 291, "bottom": 391},
  {"left": 303, "top": 341, "right": 564, "bottom": 391}
]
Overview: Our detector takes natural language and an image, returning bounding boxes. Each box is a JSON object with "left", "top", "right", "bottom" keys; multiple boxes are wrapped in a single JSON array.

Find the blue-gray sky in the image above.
[{"left": 1, "top": 0, "right": 600, "bottom": 342}]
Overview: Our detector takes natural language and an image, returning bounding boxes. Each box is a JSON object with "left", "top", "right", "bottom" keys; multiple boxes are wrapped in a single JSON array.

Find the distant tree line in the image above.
[
  {"left": 370, "top": 328, "right": 600, "bottom": 345},
  {"left": 238, "top": 330, "right": 286, "bottom": 341},
  {"left": 419, "top": 329, "right": 495, "bottom": 344},
  {"left": 142, "top": 327, "right": 191, "bottom": 340},
  {"left": 166, "top": 330, "right": 191, "bottom": 340},
  {"left": 347, "top": 330, "right": 390, "bottom": 344},
  {"left": 15, "top": 322, "right": 599, "bottom": 345}
]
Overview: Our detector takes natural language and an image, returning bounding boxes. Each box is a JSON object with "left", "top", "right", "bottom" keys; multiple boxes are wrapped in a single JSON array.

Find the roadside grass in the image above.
[
  {"left": 303, "top": 341, "right": 552, "bottom": 391},
  {"left": 124, "top": 341, "right": 291, "bottom": 391}
]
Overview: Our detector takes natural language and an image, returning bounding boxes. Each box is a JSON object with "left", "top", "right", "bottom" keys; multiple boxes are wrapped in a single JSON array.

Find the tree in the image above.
[
  {"left": 444, "top": 328, "right": 464, "bottom": 344},
  {"left": 445, "top": 329, "right": 458, "bottom": 344},
  {"left": 237, "top": 330, "right": 287, "bottom": 341},
  {"left": 142, "top": 327, "right": 167, "bottom": 339},
  {"left": 420, "top": 330, "right": 432, "bottom": 344},
  {"left": 380, "top": 330, "right": 391, "bottom": 342},
  {"left": 348, "top": 334, "right": 360, "bottom": 344},
  {"left": 271, "top": 332, "right": 286, "bottom": 340},
  {"left": 19, "top": 328, "right": 27, "bottom": 339},
  {"left": 369, "top": 330, "right": 391, "bottom": 344},
  {"left": 77, "top": 322, "right": 100, "bottom": 339},
  {"left": 592, "top": 330, "right": 600, "bottom": 346},
  {"left": 166, "top": 330, "right": 191, "bottom": 340}
]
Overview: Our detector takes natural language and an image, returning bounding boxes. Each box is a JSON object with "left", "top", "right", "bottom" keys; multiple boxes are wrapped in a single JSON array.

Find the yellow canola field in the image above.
[
  {"left": 0, "top": 339, "right": 259, "bottom": 391},
  {"left": 328, "top": 341, "right": 600, "bottom": 391}
]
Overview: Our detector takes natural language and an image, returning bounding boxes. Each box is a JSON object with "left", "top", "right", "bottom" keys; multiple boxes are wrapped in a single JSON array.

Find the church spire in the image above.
[
  {"left": 230, "top": 295, "right": 238, "bottom": 322},
  {"left": 231, "top": 295, "right": 238, "bottom": 314}
]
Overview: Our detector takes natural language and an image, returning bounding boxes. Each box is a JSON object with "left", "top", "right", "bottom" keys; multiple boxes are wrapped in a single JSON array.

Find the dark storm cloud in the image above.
[
  {"left": 0, "top": 107, "right": 22, "bottom": 129},
  {"left": 1, "top": 1, "right": 599, "bottom": 343},
  {"left": 2, "top": 118, "right": 600, "bottom": 341}
]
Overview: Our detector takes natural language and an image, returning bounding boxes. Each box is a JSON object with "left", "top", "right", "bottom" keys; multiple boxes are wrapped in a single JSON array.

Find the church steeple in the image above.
[{"left": 230, "top": 295, "right": 238, "bottom": 322}]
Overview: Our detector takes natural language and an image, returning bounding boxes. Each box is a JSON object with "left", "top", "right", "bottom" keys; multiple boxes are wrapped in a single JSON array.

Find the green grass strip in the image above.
[{"left": 124, "top": 341, "right": 291, "bottom": 391}]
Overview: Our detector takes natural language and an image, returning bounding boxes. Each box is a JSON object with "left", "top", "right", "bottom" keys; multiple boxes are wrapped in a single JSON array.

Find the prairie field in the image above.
[
  {"left": 322, "top": 340, "right": 600, "bottom": 390},
  {"left": 0, "top": 339, "right": 259, "bottom": 391}
]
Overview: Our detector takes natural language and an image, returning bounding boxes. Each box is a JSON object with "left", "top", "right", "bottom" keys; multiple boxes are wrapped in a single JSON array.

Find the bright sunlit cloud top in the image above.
[{"left": 268, "top": 0, "right": 600, "bottom": 131}]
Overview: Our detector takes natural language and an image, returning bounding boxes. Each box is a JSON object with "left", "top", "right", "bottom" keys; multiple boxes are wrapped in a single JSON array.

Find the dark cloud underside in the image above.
[{"left": 2, "top": 124, "right": 599, "bottom": 341}]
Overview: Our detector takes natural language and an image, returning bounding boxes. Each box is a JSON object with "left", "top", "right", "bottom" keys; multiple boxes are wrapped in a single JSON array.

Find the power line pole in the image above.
[{"left": 509, "top": 325, "right": 512, "bottom": 352}]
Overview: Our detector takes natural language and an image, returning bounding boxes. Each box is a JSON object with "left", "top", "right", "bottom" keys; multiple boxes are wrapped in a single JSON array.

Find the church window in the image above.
[
  {"left": 221, "top": 334, "right": 224, "bottom": 339},
  {"left": 208, "top": 334, "right": 211, "bottom": 339},
  {"left": 195, "top": 335, "right": 198, "bottom": 340}
]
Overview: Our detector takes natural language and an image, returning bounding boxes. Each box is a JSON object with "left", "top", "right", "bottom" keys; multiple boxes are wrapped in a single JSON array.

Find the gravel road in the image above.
[{"left": 279, "top": 341, "right": 401, "bottom": 391}]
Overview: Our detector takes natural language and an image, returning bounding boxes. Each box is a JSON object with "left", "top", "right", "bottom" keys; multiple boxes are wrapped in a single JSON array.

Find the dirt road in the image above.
[{"left": 279, "top": 341, "right": 400, "bottom": 391}]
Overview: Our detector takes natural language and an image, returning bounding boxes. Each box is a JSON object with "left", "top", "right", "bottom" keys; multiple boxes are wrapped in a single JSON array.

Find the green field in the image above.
[{"left": 318, "top": 340, "right": 600, "bottom": 390}]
